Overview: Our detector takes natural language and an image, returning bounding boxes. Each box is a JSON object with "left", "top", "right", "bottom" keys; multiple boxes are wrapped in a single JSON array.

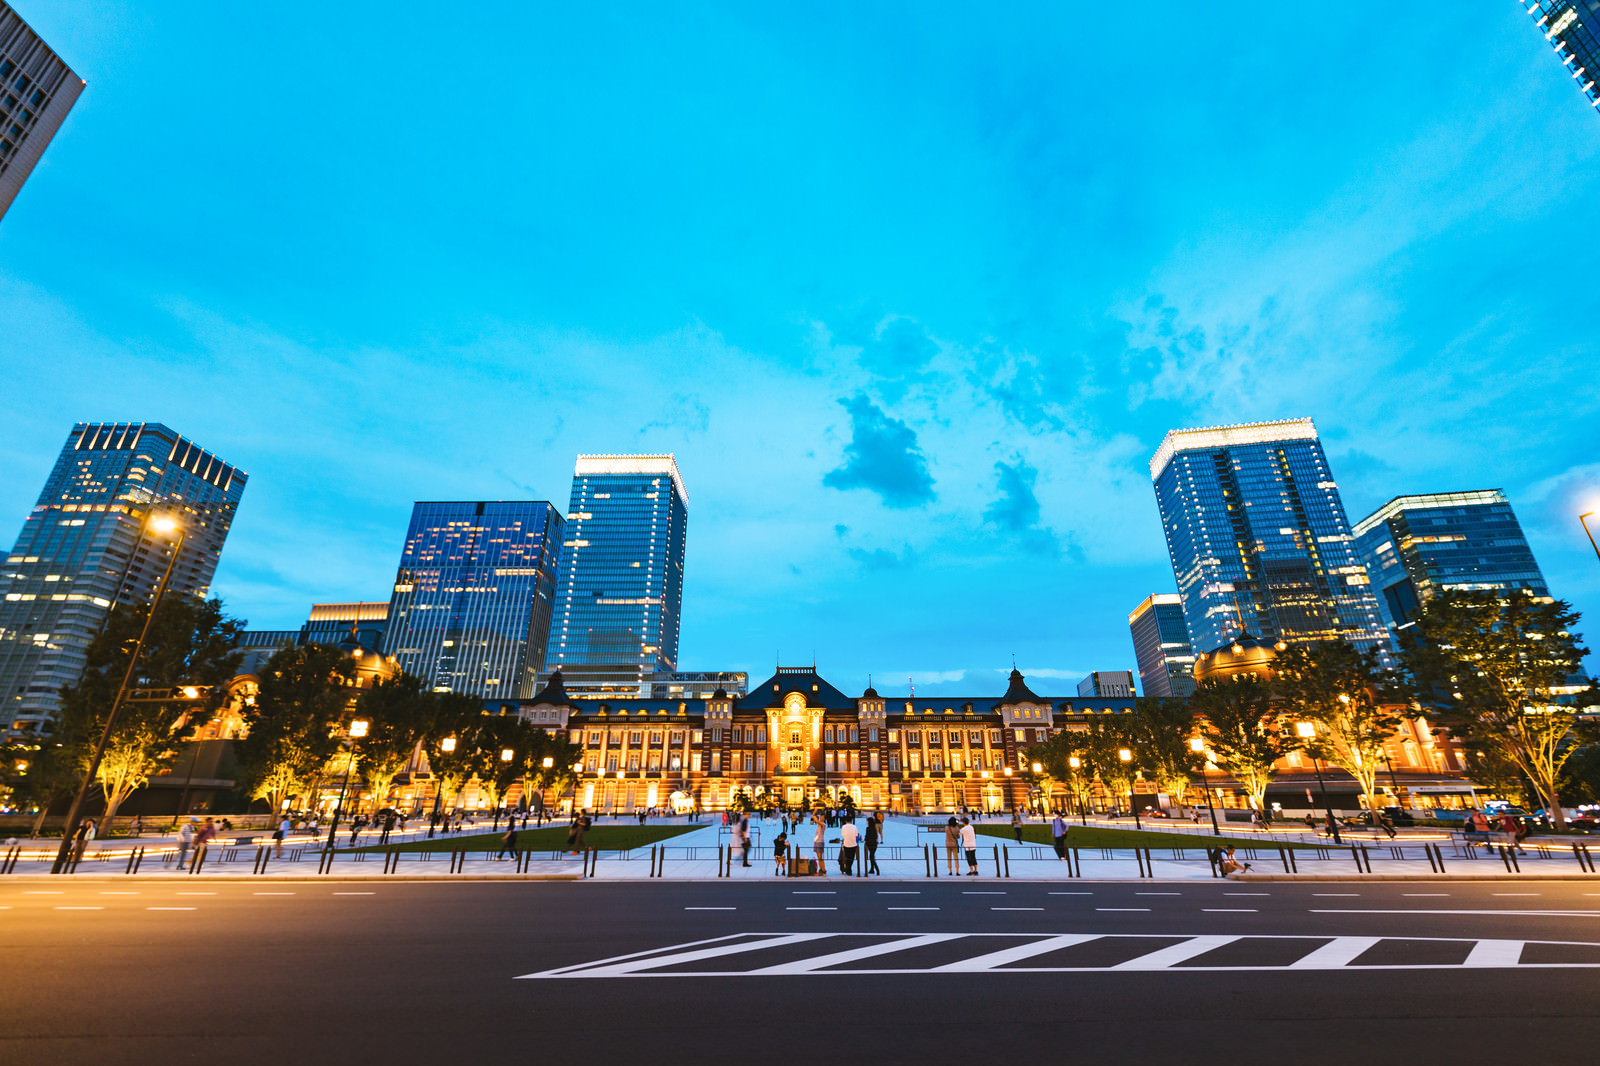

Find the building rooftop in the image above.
[
  {"left": 1350, "top": 490, "right": 1508, "bottom": 537},
  {"left": 1148, "top": 417, "right": 1318, "bottom": 480}
]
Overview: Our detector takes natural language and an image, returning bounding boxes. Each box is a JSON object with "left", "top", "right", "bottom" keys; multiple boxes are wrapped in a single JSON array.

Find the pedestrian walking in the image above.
[
  {"left": 959, "top": 818, "right": 979, "bottom": 876},
  {"left": 497, "top": 823, "right": 519, "bottom": 861},
  {"left": 176, "top": 817, "right": 196, "bottom": 868},
  {"left": 128, "top": 816, "right": 143, "bottom": 837},
  {"left": 381, "top": 811, "right": 397, "bottom": 844},
  {"left": 864, "top": 814, "right": 881, "bottom": 876},
  {"left": 1011, "top": 808, "right": 1023, "bottom": 844},
  {"left": 839, "top": 820, "right": 859, "bottom": 876},
  {"left": 740, "top": 813, "right": 753, "bottom": 868},
  {"left": 944, "top": 817, "right": 960, "bottom": 876},
  {"left": 71, "top": 817, "right": 95, "bottom": 863},
  {"left": 191, "top": 817, "right": 217, "bottom": 873},
  {"left": 1050, "top": 811, "right": 1069, "bottom": 860},
  {"left": 273, "top": 814, "right": 292, "bottom": 859}
]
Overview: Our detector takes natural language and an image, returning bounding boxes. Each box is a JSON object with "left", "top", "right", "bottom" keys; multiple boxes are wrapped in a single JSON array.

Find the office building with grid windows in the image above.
[
  {"left": 1127, "top": 594, "right": 1197, "bottom": 698},
  {"left": 1149, "top": 419, "right": 1390, "bottom": 658},
  {"left": 1353, "top": 490, "right": 1552, "bottom": 633},
  {"left": 0, "top": 2, "right": 85, "bottom": 222},
  {"left": 380, "top": 502, "right": 564, "bottom": 699},
  {"left": 1524, "top": 1, "right": 1600, "bottom": 111},
  {"left": 0, "top": 422, "right": 247, "bottom": 734},
  {"left": 543, "top": 455, "right": 688, "bottom": 699}
]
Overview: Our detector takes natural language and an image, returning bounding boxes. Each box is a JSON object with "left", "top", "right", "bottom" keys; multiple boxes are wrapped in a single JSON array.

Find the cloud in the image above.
[
  {"left": 822, "top": 394, "right": 936, "bottom": 508},
  {"left": 858, "top": 316, "right": 940, "bottom": 400},
  {"left": 847, "top": 544, "right": 916, "bottom": 571},
  {"left": 983, "top": 457, "right": 1059, "bottom": 556}
]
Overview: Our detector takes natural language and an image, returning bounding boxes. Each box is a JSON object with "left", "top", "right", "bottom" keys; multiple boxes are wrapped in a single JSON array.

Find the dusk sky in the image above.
[{"left": 2, "top": 3, "right": 1597, "bottom": 698}]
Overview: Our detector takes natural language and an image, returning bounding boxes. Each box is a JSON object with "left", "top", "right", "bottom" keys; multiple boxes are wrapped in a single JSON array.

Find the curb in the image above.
[
  {"left": 0, "top": 873, "right": 585, "bottom": 883},
  {"left": 1234, "top": 872, "right": 1600, "bottom": 882}
]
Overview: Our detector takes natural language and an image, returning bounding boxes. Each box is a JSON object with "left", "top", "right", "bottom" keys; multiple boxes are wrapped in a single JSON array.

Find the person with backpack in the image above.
[
  {"left": 839, "top": 819, "right": 859, "bottom": 876},
  {"left": 773, "top": 831, "right": 789, "bottom": 876},
  {"left": 944, "top": 817, "right": 961, "bottom": 876},
  {"left": 959, "top": 818, "right": 979, "bottom": 876}
]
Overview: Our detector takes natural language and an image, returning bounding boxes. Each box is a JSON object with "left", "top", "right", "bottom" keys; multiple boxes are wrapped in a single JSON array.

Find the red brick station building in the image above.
[{"left": 492, "top": 653, "right": 1470, "bottom": 817}]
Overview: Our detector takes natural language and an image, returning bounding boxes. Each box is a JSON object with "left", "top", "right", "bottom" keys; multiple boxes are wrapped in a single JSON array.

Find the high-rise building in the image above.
[
  {"left": 1076, "top": 670, "right": 1136, "bottom": 698},
  {"left": 0, "top": 3, "right": 85, "bottom": 222},
  {"left": 1149, "top": 418, "right": 1389, "bottom": 657},
  {"left": 1127, "top": 593, "right": 1196, "bottom": 698},
  {"left": 301, "top": 601, "right": 388, "bottom": 650},
  {"left": 380, "top": 502, "right": 564, "bottom": 699},
  {"left": 1523, "top": 1, "right": 1600, "bottom": 111},
  {"left": 0, "top": 422, "right": 247, "bottom": 733},
  {"left": 544, "top": 455, "right": 688, "bottom": 699},
  {"left": 1352, "top": 490, "right": 1552, "bottom": 632}
]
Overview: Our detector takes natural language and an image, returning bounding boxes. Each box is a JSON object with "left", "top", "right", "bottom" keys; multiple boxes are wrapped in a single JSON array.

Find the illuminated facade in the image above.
[
  {"left": 0, "top": 2, "right": 85, "bottom": 222},
  {"left": 1353, "top": 490, "right": 1551, "bottom": 633},
  {"left": 0, "top": 423, "right": 246, "bottom": 735},
  {"left": 1127, "top": 594, "right": 1196, "bottom": 698},
  {"left": 1524, "top": 1, "right": 1600, "bottom": 111},
  {"left": 1150, "top": 419, "right": 1390, "bottom": 658},
  {"left": 544, "top": 455, "right": 688, "bottom": 699},
  {"left": 381, "top": 501, "right": 564, "bottom": 698}
]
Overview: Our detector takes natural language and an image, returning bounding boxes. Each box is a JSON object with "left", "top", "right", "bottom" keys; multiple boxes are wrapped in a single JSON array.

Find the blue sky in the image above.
[{"left": 3, "top": 3, "right": 1598, "bottom": 698}]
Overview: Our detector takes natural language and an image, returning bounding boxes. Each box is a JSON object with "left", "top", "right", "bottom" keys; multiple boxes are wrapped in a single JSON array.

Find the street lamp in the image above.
[
  {"left": 428, "top": 736, "right": 457, "bottom": 838},
  {"left": 569, "top": 760, "right": 583, "bottom": 818},
  {"left": 52, "top": 512, "right": 185, "bottom": 874},
  {"left": 1068, "top": 756, "right": 1087, "bottom": 825},
  {"left": 1119, "top": 748, "right": 1142, "bottom": 830},
  {"left": 494, "top": 748, "right": 514, "bottom": 829},
  {"left": 1192, "top": 736, "right": 1222, "bottom": 836},
  {"left": 1581, "top": 512, "right": 1600, "bottom": 565},
  {"left": 324, "top": 718, "right": 368, "bottom": 855},
  {"left": 1297, "top": 721, "right": 1341, "bottom": 845},
  {"left": 1030, "top": 761, "right": 1044, "bottom": 816}
]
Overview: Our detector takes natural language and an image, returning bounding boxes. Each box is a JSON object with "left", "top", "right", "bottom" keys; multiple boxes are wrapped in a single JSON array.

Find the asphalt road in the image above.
[{"left": 4, "top": 877, "right": 1599, "bottom": 1065}]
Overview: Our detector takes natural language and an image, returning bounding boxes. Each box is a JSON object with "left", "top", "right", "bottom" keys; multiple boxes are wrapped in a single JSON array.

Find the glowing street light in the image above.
[
  {"left": 441, "top": 736, "right": 457, "bottom": 753},
  {"left": 1191, "top": 736, "right": 1221, "bottom": 836},
  {"left": 1581, "top": 512, "right": 1600, "bottom": 565},
  {"left": 1298, "top": 720, "right": 1341, "bottom": 844},
  {"left": 1118, "top": 748, "right": 1141, "bottom": 830}
]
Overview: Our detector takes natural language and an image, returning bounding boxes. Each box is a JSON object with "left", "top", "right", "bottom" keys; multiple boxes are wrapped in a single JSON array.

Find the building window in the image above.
[
  {"left": 606, "top": 756, "right": 618, "bottom": 772},
  {"left": 669, "top": 754, "right": 681, "bottom": 771},
  {"left": 907, "top": 731, "right": 920, "bottom": 743},
  {"left": 628, "top": 755, "right": 640, "bottom": 771},
  {"left": 888, "top": 753, "right": 900, "bottom": 771},
  {"left": 756, "top": 726, "right": 766, "bottom": 743},
  {"left": 789, "top": 728, "right": 801, "bottom": 745},
  {"left": 742, "top": 753, "right": 753, "bottom": 772},
  {"left": 870, "top": 752, "right": 880, "bottom": 771},
  {"left": 868, "top": 727, "right": 878, "bottom": 742},
  {"left": 888, "top": 730, "right": 899, "bottom": 742},
  {"left": 630, "top": 731, "right": 643, "bottom": 745},
  {"left": 950, "top": 753, "right": 963, "bottom": 771},
  {"left": 787, "top": 752, "right": 803, "bottom": 771},
  {"left": 931, "top": 754, "right": 944, "bottom": 772},
  {"left": 648, "top": 756, "right": 661, "bottom": 771},
  {"left": 710, "top": 728, "right": 721, "bottom": 743},
  {"left": 909, "top": 752, "right": 921, "bottom": 771},
  {"left": 691, "top": 753, "right": 702, "bottom": 772},
  {"left": 824, "top": 726, "right": 835, "bottom": 743},
  {"left": 692, "top": 731, "right": 703, "bottom": 744},
  {"left": 825, "top": 753, "right": 835, "bottom": 772},
  {"left": 744, "top": 727, "right": 754, "bottom": 743},
  {"left": 585, "top": 756, "right": 598, "bottom": 772},
  {"left": 650, "top": 731, "right": 663, "bottom": 744},
  {"left": 711, "top": 752, "right": 721, "bottom": 771},
  {"left": 756, "top": 753, "right": 766, "bottom": 772}
]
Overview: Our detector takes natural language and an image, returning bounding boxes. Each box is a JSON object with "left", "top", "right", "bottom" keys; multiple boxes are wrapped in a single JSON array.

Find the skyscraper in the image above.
[
  {"left": 380, "top": 502, "right": 564, "bottom": 699},
  {"left": 1076, "top": 671, "right": 1135, "bottom": 698},
  {"left": 0, "top": 422, "right": 247, "bottom": 734},
  {"left": 1524, "top": 1, "right": 1600, "bottom": 111},
  {"left": 1127, "top": 593, "right": 1196, "bottom": 698},
  {"left": 545, "top": 455, "right": 688, "bottom": 699},
  {"left": 1149, "top": 418, "right": 1389, "bottom": 657},
  {"left": 1352, "top": 490, "right": 1552, "bottom": 632},
  {"left": 0, "top": 2, "right": 85, "bottom": 222}
]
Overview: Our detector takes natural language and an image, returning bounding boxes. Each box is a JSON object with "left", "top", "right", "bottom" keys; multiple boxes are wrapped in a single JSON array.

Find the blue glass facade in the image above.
[
  {"left": 1525, "top": 1, "right": 1600, "bottom": 111},
  {"left": 1352, "top": 490, "right": 1551, "bottom": 632},
  {"left": 380, "top": 501, "right": 563, "bottom": 698},
  {"left": 546, "top": 455, "right": 687, "bottom": 698},
  {"left": 1150, "top": 419, "right": 1389, "bottom": 657},
  {"left": 0, "top": 422, "right": 247, "bottom": 733},
  {"left": 1127, "top": 594, "right": 1196, "bottom": 698}
]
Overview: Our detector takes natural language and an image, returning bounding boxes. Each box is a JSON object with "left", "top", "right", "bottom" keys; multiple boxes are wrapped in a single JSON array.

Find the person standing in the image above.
[
  {"left": 739, "top": 812, "right": 753, "bottom": 868},
  {"left": 176, "top": 818, "right": 196, "bottom": 868},
  {"left": 773, "top": 831, "right": 789, "bottom": 876},
  {"left": 944, "top": 817, "right": 960, "bottom": 876},
  {"left": 812, "top": 811, "right": 827, "bottom": 875},
  {"left": 128, "top": 815, "right": 143, "bottom": 838},
  {"left": 71, "top": 818, "right": 96, "bottom": 864},
  {"left": 864, "top": 814, "right": 881, "bottom": 876},
  {"left": 273, "top": 813, "right": 292, "bottom": 859},
  {"left": 839, "top": 819, "right": 859, "bottom": 876},
  {"left": 381, "top": 811, "right": 397, "bottom": 845},
  {"left": 959, "top": 818, "right": 979, "bottom": 876},
  {"left": 1050, "top": 811, "right": 1069, "bottom": 860},
  {"left": 191, "top": 817, "right": 217, "bottom": 873},
  {"left": 1011, "top": 808, "right": 1024, "bottom": 844}
]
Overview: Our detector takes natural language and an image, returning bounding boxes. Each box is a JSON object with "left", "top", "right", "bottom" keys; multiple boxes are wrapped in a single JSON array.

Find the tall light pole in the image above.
[
  {"left": 1192, "top": 736, "right": 1221, "bottom": 836},
  {"left": 53, "top": 513, "right": 184, "bottom": 875},
  {"left": 494, "top": 747, "right": 513, "bottom": 829},
  {"left": 1297, "top": 721, "right": 1341, "bottom": 845},
  {"left": 428, "top": 736, "right": 456, "bottom": 838},
  {"left": 1068, "top": 756, "right": 1086, "bottom": 825},
  {"left": 323, "top": 718, "right": 368, "bottom": 854},
  {"left": 1120, "top": 748, "right": 1141, "bottom": 830},
  {"left": 1031, "top": 762, "right": 1044, "bottom": 817},
  {"left": 1581, "top": 512, "right": 1600, "bottom": 565},
  {"left": 539, "top": 756, "right": 554, "bottom": 824}
]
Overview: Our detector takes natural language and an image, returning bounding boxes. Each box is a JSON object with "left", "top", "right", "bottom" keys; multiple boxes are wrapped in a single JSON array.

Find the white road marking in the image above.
[
  {"left": 1493, "top": 893, "right": 1540, "bottom": 897},
  {"left": 1312, "top": 893, "right": 1359, "bottom": 897},
  {"left": 1115, "top": 935, "right": 1240, "bottom": 970},
  {"left": 55, "top": 906, "right": 102, "bottom": 910},
  {"left": 931, "top": 934, "right": 1099, "bottom": 972},
  {"left": 1224, "top": 893, "right": 1269, "bottom": 896},
  {"left": 1289, "top": 937, "right": 1380, "bottom": 969},
  {"left": 963, "top": 891, "right": 1005, "bottom": 895},
  {"left": 878, "top": 891, "right": 919, "bottom": 895},
  {"left": 888, "top": 907, "right": 939, "bottom": 911},
  {"left": 518, "top": 933, "right": 829, "bottom": 978},
  {"left": 333, "top": 892, "right": 375, "bottom": 896},
  {"left": 745, "top": 934, "right": 959, "bottom": 975},
  {"left": 787, "top": 907, "right": 837, "bottom": 911},
  {"left": 1137, "top": 892, "right": 1180, "bottom": 896},
  {"left": 1203, "top": 908, "right": 1258, "bottom": 913},
  {"left": 1463, "top": 940, "right": 1524, "bottom": 967},
  {"left": 1096, "top": 908, "right": 1150, "bottom": 912},
  {"left": 991, "top": 907, "right": 1043, "bottom": 911}
]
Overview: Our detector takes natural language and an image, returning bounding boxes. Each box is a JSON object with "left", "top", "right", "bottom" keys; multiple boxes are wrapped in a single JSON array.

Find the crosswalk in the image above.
[{"left": 517, "top": 931, "right": 1600, "bottom": 978}]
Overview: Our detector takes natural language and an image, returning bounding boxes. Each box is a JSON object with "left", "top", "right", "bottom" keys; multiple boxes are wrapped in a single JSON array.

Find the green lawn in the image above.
[
  {"left": 349, "top": 823, "right": 696, "bottom": 854},
  {"left": 975, "top": 824, "right": 1313, "bottom": 851}
]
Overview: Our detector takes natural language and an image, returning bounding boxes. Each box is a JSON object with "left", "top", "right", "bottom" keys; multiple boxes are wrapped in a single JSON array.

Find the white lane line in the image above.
[
  {"left": 963, "top": 891, "right": 1005, "bottom": 895},
  {"left": 1096, "top": 907, "right": 1150, "bottom": 912},
  {"left": 1493, "top": 893, "right": 1540, "bottom": 897},
  {"left": 1203, "top": 908, "right": 1258, "bottom": 913},
  {"left": 888, "top": 907, "right": 939, "bottom": 911},
  {"left": 1463, "top": 940, "right": 1525, "bottom": 967},
  {"left": 1049, "top": 892, "right": 1093, "bottom": 895},
  {"left": 991, "top": 907, "right": 1044, "bottom": 911},
  {"left": 147, "top": 906, "right": 196, "bottom": 911},
  {"left": 746, "top": 933, "right": 959, "bottom": 975},
  {"left": 1115, "top": 935, "right": 1240, "bottom": 971},
  {"left": 787, "top": 907, "right": 837, "bottom": 911},
  {"left": 1225, "top": 893, "right": 1269, "bottom": 896},
  {"left": 1312, "top": 909, "right": 1600, "bottom": 918},
  {"left": 55, "top": 906, "right": 102, "bottom": 910},
  {"left": 932, "top": 934, "right": 1100, "bottom": 972},
  {"left": 333, "top": 892, "right": 375, "bottom": 896},
  {"left": 519, "top": 933, "right": 829, "bottom": 978},
  {"left": 1404, "top": 893, "right": 1449, "bottom": 897},
  {"left": 1313, "top": 893, "right": 1359, "bottom": 897},
  {"left": 1137, "top": 892, "right": 1180, "bottom": 896},
  {"left": 253, "top": 892, "right": 295, "bottom": 896},
  {"left": 1289, "top": 937, "right": 1380, "bottom": 969},
  {"left": 878, "top": 891, "right": 919, "bottom": 895}
]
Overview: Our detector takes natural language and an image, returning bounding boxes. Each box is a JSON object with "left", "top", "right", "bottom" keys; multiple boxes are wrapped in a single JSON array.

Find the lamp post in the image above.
[
  {"left": 1068, "top": 756, "right": 1086, "bottom": 825},
  {"left": 1581, "top": 512, "right": 1600, "bottom": 565},
  {"left": 1297, "top": 721, "right": 1341, "bottom": 845},
  {"left": 428, "top": 736, "right": 456, "bottom": 838},
  {"left": 1193, "top": 736, "right": 1222, "bottom": 836},
  {"left": 53, "top": 513, "right": 185, "bottom": 875},
  {"left": 539, "top": 756, "right": 554, "bottom": 824},
  {"left": 1120, "top": 748, "right": 1141, "bottom": 830},
  {"left": 324, "top": 718, "right": 368, "bottom": 855},
  {"left": 1003, "top": 765, "right": 1013, "bottom": 815},
  {"left": 568, "top": 761, "right": 583, "bottom": 818},
  {"left": 1030, "top": 762, "right": 1044, "bottom": 816}
]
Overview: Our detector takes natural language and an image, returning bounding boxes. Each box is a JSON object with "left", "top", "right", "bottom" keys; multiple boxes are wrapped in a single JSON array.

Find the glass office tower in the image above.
[
  {"left": 1353, "top": 490, "right": 1551, "bottom": 633},
  {"left": 0, "top": 422, "right": 247, "bottom": 734},
  {"left": 1524, "top": 1, "right": 1600, "bottom": 111},
  {"left": 381, "top": 502, "right": 564, "bottom": 698},
  {"left": 545, "top": 455, "right": 688, "bottom": 699},
  {"left": 0, "top": 2, "right": 86, "bottom": 221},
  {"left": 1150, "top": 418, "right": 1390, "bottom": 657},
  {"left": 1127, "top": 593, "right": 1196, "bottom": 698}
]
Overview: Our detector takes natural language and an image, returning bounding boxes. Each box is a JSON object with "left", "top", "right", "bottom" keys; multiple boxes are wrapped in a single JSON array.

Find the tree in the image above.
[
  {"left": 1082, "top": 718, "right": 1138, "bottom": 814},
  {"left": 56, "top": 594, "right": 242, "bottom": 827},
  {"left": 1274, "top": 640, "right": 1405, "bottom": 818},
  {"left": 1402, "top": 590, "right": 1590, "bottom": 830},
  {"left": 1191, "top": 673, "right": 1299, "bottom": 814},
  {"left": 353, "top": 673, "right": 440, "bottom": 815},
  {"left": 464, "top": 714, "right": 533, "bottom": 813},
  {"left": 234, "top": 644, "right": 356, "bottom": 817},
  {"left": 516, "top": 725, "right": 581, "bottom": 811},
  {"left": 1022, "top": 729, "right": 1094, "bottom": 813},
  {"left": 2, "top": 735, "right": 76, "bottom": 837},
  {"left": 1130, "top": 697, "right": 1205, "bottom": 809}
]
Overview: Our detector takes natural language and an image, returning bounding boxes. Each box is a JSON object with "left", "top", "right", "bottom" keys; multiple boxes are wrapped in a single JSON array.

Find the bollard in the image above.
[
  {"left": 1, "top": 845, "right": 16, "bottom": 875},
  {"left": 1578, "top": 845, "right": 1596, "bottom": 874},
  {"left": 587, "top": 847, "right": 597, "bottom": 878},
  {"left": 923, "top": 844, "right": 931, "bottom": 878},
  {"left": 125, "top": 848, "right": 139, "bottom": 875},
  {"left": 993, "top": 845, "right": 1001, "bottom": 878},
  {"left": 191, "top": 846, "right": 207, "bottom": 876},
  {"left": 1003, "top": 845, "right": 1011, "bottom": 879},
  {"left": 1278, "top": 847, "right": 1291, "bottom": 874}
]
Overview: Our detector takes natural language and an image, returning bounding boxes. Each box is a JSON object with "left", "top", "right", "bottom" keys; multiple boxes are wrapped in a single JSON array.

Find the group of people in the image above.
[
  {"left": 1462, "top": 808, "right": 1529, "bottom": 853},
  {"left": 763, "top": 808, "right": 887, "bottom": 876}
]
